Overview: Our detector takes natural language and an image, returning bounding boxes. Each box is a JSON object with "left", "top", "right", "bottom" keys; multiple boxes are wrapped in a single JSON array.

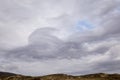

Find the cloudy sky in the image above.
[{"left": 0, "top": 0, "right": 120, "bottom": 76}]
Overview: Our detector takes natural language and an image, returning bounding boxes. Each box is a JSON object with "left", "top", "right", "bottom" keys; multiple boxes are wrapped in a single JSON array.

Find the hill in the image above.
[{"left": 0, "top": 72, "right": 120, "bottom": 80}]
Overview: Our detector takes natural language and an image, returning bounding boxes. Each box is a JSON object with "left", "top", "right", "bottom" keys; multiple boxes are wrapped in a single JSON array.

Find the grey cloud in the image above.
[
  {"left": 0, "top": 0, "right": 120, "bottom": 76},
  {"left": 69, "top": 12, "right": 120, "bottom": 44},
  {"left": 5, "top": 28, "right": 88, "bottom": 61},
  {"left": 94, "top": 60, "right": 120, "bottom": 73},
  {"left": 5, "top": 28, "right": 62, "bottom": 60}
]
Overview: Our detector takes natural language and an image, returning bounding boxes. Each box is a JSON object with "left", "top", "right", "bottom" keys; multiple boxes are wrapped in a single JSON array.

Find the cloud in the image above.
[{"left": 0, "top": 0, "right": 120, "bottom": 76}]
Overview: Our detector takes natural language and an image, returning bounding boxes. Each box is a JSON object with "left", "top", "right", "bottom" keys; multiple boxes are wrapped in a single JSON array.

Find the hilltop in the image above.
[{"left": 0, "top": 72, "right": 120, "bottom": 80}]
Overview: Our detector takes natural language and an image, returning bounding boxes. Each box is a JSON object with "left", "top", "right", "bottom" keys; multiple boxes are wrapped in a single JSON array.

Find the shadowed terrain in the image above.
[{"left": 0, "top": 72, "right": 120, "bottom": 80}]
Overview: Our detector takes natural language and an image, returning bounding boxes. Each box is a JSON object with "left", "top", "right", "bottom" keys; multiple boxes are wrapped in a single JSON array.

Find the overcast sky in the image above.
[{"left": 0, "top": 0, "right": 120, "bottom": 76}]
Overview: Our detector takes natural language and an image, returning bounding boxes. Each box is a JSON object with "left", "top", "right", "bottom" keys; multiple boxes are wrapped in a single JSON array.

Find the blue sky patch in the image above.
[{"left": 74, "top": 20, "right": 95, "bottom": 32}]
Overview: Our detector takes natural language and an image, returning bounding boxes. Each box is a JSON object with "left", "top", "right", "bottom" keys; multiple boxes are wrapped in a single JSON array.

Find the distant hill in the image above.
[
  {"left": 0, "top": 72, "right": 120, "bottom": 80},
  {"left": 0, "top": 72, "right": 17, "bottom": 77}
]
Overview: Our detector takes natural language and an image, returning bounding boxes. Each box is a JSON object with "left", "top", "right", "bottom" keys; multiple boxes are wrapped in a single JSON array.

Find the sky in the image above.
[{"left": 0, "top": 0, "right": 120, "bottom": 76}]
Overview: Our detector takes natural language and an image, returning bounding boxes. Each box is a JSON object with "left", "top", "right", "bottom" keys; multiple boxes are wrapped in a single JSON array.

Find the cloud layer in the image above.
[{"left": 0, "top": 0, "right": 120, "bottom": 76}]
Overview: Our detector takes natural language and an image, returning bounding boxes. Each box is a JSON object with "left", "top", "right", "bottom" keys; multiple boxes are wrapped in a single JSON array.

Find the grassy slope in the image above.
[{"left": 0, "top": 72, "right": 120, "bottom": 80}]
